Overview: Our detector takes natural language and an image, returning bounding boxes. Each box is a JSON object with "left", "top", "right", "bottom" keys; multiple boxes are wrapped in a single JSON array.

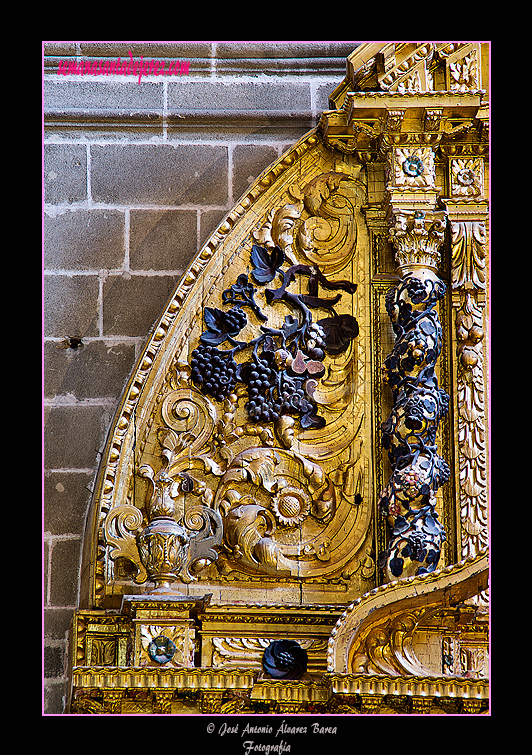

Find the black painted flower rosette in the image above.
[{"left": 262, "top": 639, "right": 308, "bottom": 680}]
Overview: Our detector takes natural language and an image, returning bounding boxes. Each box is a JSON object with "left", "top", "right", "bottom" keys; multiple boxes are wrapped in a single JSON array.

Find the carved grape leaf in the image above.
[
  {"left": 200, "top": 307, "right": 243, "bottom": 345},
  {"left": 250, "top": 244, "right": 285, "bottom": 284},
  {"left": 318, "top": 313, "right": 359, "bottom": 355}
]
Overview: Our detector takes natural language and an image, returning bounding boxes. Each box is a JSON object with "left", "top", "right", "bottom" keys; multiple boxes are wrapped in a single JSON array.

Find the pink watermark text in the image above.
[{"left": 57, "top": 51, "right": 190, "bottom": 83}]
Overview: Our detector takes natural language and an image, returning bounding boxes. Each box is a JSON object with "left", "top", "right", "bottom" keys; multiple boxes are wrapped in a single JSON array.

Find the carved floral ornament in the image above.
[
  {"left": 82, "top": 43, "right": 488, "bottom": 626},
  {"left": 92, "top": 153, "right": 374, "bottom": 604}
]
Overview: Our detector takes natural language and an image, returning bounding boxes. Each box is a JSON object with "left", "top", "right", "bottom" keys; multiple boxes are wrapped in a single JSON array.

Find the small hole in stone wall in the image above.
[{"left": 56, "top": 336, "right": 84, "bottom": 350}]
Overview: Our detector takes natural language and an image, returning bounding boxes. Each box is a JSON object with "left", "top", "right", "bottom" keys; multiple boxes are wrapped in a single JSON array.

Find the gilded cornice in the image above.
[
  {"left": 200, "top": 604, "right": 342, "bottom": 626},
  {"left": 320, "top": 90, "right": 485, "bottom": 161},
  {"left": 251, "top": 679, "right": 329, "bottom": 704},
  {"left": 321, "top": 41, "right": 488, "bottom": 162},
  {"left": 325, "top": 672, "right": 489, "bottom": 700},
  {"left": 71, "top": 667, "right": 489, "bottom": 714}
]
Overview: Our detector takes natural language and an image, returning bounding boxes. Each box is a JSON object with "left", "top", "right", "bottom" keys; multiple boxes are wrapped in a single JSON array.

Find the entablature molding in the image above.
[
  {"left": 320, "top": 91, "right": 486, "bottom": 161},
  {"left": 330, "top": 42, "right": 488, "bottom": 103}
]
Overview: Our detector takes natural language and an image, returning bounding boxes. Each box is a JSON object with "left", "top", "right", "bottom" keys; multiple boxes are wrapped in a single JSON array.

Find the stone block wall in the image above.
[{"left": 43, "top": 40, "right": 359, "bottom": 714}]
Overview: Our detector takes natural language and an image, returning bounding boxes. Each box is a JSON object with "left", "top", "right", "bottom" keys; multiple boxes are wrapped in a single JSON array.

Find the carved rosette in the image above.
[{"left": 378, "top": 208, "right": 450, "bottom": 582}]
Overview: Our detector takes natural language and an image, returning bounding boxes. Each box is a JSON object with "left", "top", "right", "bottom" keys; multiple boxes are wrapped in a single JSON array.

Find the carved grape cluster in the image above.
[
  {"left": 243, "top": 346, "right": 316, "bottom": 427},
  {"left": 190, "top": 345, "right": 240, "bottom": 402},
  {"left": 306, "top": 322, "right": 326, "bottom": 359},
  {"left": 188, "top": 243, "right": 359, "bottom": 433},
  {"left": 245, "top": 349, "right": 282, "bottom": 423},
  {"left": 379, "top": 273, "right": 449, "bottom": 580}
]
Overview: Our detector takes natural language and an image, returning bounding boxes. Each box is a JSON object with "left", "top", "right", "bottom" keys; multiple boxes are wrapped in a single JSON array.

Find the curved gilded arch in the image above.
[
  {"left": 327, "top": 547, "right": 489, "bottom": 675},
  {"left": 79, "top": 127, "right": 375, "bottom": 609}
]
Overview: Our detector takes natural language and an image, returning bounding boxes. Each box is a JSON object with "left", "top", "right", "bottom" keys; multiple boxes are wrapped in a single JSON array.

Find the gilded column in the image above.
[{"left": 377, "top": 145, "right": 450, "bottom": 582}]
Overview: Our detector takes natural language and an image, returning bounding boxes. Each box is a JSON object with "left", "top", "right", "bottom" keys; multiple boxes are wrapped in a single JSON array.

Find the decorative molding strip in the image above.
[
  {"left": 72, "top": 666, "right": 257, "bottom": 690},
  {"left": 326, "top": 672, "right": 489, "bottom": 700},
  {"left": 449, "top": 219, "right": 489, "bottom": 567},
  {"left": 44, "top": 108, "right": 316, "bottom": 130}
]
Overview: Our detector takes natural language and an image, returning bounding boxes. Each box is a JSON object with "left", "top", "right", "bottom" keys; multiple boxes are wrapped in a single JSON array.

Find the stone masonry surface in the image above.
[{"left": 42, "top": 40, "right": 359, "bottom": 714}]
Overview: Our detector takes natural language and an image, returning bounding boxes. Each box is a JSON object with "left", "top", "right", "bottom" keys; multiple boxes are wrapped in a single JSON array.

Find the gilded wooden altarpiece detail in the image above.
[{"left": 70, "top": 42, "right": 490, "bottom": 715}]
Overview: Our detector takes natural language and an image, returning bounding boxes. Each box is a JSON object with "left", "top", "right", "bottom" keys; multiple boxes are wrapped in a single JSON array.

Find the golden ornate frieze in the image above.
[
  {"left": 445, "top": 196, "right": 489, "bottom": 569},
  {"left": 71, "top": 42, "right": 489, "bottom": 714}
]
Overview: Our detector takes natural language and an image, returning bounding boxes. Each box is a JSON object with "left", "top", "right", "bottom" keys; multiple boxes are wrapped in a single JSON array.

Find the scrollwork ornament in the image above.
[
  {"left": 101, "top": 169, "right": 368, "bottom": 589},
  {"left": 104, "top": 504, "right": 148, "bottom": 584},
  {"left": 102, "top": 464, "right": 222, "bottom": 593},
  {"left": 175, "top": 177, "right": 369, "bottom": 580}
]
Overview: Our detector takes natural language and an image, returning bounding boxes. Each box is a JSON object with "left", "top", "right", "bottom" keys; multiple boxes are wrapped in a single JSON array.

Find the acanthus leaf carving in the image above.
[
  {"left": 450, "top": 220, "right": 486, "bottom": 291},
  {"left": 449, "top": 215, "right": 488, "bottom": 574}
]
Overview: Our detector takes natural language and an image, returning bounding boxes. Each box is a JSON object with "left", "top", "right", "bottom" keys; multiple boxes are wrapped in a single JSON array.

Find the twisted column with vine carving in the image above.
[{"left": 377, "top": 209, "right": 450, "bottom": 582}]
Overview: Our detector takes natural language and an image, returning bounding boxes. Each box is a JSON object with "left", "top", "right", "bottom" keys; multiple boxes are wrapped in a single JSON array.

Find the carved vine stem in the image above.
[{"left": 378, "top": 209, "right": 450, "bottom": 582}]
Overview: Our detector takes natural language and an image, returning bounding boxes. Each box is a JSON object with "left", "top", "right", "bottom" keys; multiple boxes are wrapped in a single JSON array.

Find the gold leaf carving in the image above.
[
  {"left": 103, "top": 505, "right": 147, "bottom": 584},
  {"left": 297, "top": 172, "right": 358, "bottom": 274},
  {"left": 451, "top": 221, "right": 486, "bottom": 290},
  {"left": 87, "top": 130, "right": 373, "bottom": 605}
]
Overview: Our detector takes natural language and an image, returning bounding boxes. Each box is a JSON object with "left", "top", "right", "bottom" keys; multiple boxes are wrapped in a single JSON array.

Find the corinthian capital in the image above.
[{"left": 388, "top": 209, "right": 447, "bottom": 276}]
